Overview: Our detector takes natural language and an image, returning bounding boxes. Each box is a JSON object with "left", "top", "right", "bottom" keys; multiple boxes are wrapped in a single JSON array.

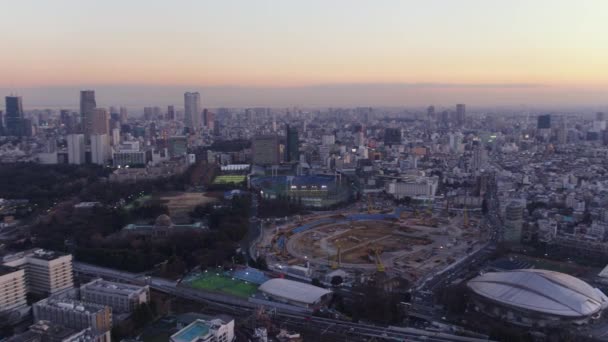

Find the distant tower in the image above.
[
  {"left": 80, "top": 90, "right": 96, "bottom": 140},
  {"left": 5, "top": 96, "right": 25, "bottom": 136},
  {"left": 66, "top": 134, "right": 85, "bottom": 164},
  {"left": 184, "top": 92, "right": 201, "bottom": 132},
  {"left": 456, "top": 104, "right": 466, "bottom": 127},
  {"left": 166, "top": 105, "right": 175, "bottom": 120},
  {"left": 285, "top": 124, "right": 299, "bottom": 162},
  {"left": 119, "top": 106, "right": 128, "bottom": 124},
  {"left": 88, "top": 108, "right": 109, "bottom": 136},
  {"left": 427, "top": 105, "right": 435, "bottom": 121},
  {"left": 90, "top": 134, "right": 109, "bottom": 165},
  {"left": 203, "top": 108, "right": 215, "bottom": 130}
]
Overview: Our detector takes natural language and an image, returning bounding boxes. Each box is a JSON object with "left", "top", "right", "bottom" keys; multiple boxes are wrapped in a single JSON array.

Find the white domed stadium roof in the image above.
[{"left": 468, "top": 269, "right": 608, "bottom": 317}]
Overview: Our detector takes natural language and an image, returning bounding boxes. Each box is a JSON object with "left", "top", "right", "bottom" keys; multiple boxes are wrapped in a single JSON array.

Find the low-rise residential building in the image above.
[{"left": 80, "top": 278, "right": 149, "bottom": 313}]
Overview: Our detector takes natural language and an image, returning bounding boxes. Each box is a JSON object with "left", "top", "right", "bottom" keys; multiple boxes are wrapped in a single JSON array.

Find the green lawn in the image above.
[
  {"left": 212, "top": 175, "right": 246, "bottom": 185},
  {"left": 188, "top": 273, "right": 258, "bottom": 298}
]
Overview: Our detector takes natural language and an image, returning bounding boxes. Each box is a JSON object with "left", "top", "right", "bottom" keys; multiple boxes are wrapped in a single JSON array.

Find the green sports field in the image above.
[
  {"left": 212, "top": 175, "right": 246, "bottom": 185},
  {"left": 188, "top": 273, "right": 258, "bottom": 298}
]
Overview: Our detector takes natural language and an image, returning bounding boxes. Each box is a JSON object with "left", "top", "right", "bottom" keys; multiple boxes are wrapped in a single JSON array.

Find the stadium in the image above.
[
  {"left": 256, "top": 207, "right": 481, "bottom": 281},
  {"left": 250, "top": 175, "right": 351, "bottom": 208},
  {"left": 467, "top": 269, "right": 608, "bottom": 327}
]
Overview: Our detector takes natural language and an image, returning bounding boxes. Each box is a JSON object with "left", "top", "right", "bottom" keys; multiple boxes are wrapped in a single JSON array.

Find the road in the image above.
[{"left": 411, "top": 172, "right": 502, "bottom": 321}]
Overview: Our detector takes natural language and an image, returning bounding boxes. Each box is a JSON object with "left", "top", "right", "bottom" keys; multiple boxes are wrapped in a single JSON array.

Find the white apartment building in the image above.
[
  {"left": 67, "top": 134, "right": 85, "bottom": 165},
  {"left": 385, "top": 177, "right": 439, "bottom": 200},
  {"left": 0, "top": 265, "right": 27, "bottom": 312},
  {"left": 3, "top": 249, "right": 74, "bottom": 295}
]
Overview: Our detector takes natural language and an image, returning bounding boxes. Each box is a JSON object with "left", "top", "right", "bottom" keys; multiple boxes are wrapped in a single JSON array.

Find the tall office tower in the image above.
[
  {"left": 456, "top": 104, "right": 466, "bottom": 126},
  {"left": 470, "top": 141, "right": 488, "bottom": 172},
  {"left": 3, "top": 249, "right": 74, "bottom": 296},
  {"left": 143, "top": 107, "right": 154, "bottom": 120},
  {"left": 537, "top": 114, "right": 551, "bottom": 129},
  {"left": 5, "top": 96, "right": 25, "bottom": 136},
  {"left": 0, "top": 110, "right": 3, "bottom": 134},
  {"left": 285, "top": 124, "right": 299, "bottom": 162},
  {"left": 0, "top": 265, "right": 27, "bottom": 313},
  {"left": 557, "top": 118, "right": 568, "bottom": 144},
  {"left": 184, "top": 92, "right": 201, "bottom": 132},
  {"left": 66, "top": 134, "right": 85, "bottom": 164},
  {"left": 203, "top": 108, "right": 215, "bottom": 130},
  {"left": 167, "top": 105, "right": 176, "bottom": 120},
  {"left": 59, "top": 109, "right": 71, "bottom": 128},
  {"left": 593, "top": 112, "right": 606, "bottom": 131},
  {"left": 111, "top": 128, "right": 121, "bottom": 146},
  {"left": 79, "top": 90, "right": 96, "bottom": 137},
  {"left": 88, "top": 108, "right": 109, "bottom": 136},
  {"left": 504, "top": 200, "right": 525, "bottom": 243},
  {"left": 384, "top": 128, "right": 402, "bottom": 146},
  {"left": 119, "top": 106, "right": 128, "bottom": 124},
  {"left": 427, "top": 105, "right": 435, "bottom": 121},
  {"left": 90, "top": 134, "right": 109, "bottom": 165},
  {"left": 252, "top": 135, "right": 280, "bottom": 165}
]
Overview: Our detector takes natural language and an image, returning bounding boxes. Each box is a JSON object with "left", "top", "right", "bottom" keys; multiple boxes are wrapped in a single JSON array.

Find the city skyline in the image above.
[{"left": 2, "top": 1, "right": 608, "bottom": 107}]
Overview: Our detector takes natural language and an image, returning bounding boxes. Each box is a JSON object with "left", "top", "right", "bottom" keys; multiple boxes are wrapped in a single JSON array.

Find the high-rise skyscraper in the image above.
[
  {"left": 184, "top": 92, "right": 201, "bottom": 132},
  {"left": 537, "top": 114, "right": 551, "bottom": 129},
  {"left": 90, "top": 134, "right": 109, "bottom": 165},
  {"left": 203, "top": 108, "right": 215, "bottom": 130},
  {"left": 456, "top": 104, "right": 466, "bottom": 126},
  {"left": 427, "top": 105, "right": 435, "bottom": 121},
  {"left": 67, "top": 134, "right": 85, "bottom": 164},
  {"left": 285, "top": 124, "right": 299, "bottom": 162},
  {"left": 252, "top": 135, "right": 279, "bottom": 165},
  {"left": 119, "top": 106, "right": 128, "bottom": 124},
  {"left": 88, "top": 108, "right": 109, "bottom": 136},
  {"left": 80, "top": 90, "right": 96, "bottom": 140},
  {"left": 167, "top": 105, "right": 175, "bottom": 120},
  {"left": 5, "top": 96, "right": 25, "bottom": 136}
]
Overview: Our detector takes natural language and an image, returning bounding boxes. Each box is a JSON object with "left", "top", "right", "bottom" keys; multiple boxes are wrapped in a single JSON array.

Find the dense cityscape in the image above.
[
  {"left": 2, "top": 1, "right": 608, "bottom": 342},
  {"left": 0, "top": 90, "right": 608, "bottom": 341}
]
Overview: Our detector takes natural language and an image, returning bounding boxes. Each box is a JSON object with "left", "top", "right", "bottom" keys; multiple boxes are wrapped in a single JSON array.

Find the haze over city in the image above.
[{"left": 2, "top": 0, "right": 608, "bottom": 107}]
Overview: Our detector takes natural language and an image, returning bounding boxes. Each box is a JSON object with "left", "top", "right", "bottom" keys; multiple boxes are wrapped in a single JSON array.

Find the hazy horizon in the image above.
[
  {"left": 2, "top": 83, "right": 607, "bottom": 111},
  {"left": 2, "top": 1, "right": 608, "bottom": 108}
]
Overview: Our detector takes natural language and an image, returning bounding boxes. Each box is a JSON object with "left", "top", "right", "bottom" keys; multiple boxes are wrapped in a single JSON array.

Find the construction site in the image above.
[{"left": 253, "top": 198, "right": 487, "bottom": 283}]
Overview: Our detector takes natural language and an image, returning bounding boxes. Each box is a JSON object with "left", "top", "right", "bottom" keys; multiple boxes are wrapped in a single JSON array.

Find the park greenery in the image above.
[{"left": 1, "top": 162, "right": 251, "bottom": 276}]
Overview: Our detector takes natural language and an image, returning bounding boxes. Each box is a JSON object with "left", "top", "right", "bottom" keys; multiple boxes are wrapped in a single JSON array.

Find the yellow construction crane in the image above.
[
  {"left": 374, "top": 248, "right": 385, "bottom": 272},
  {"left": 463, "top": 206, "right": 469, "bottom": 228}
]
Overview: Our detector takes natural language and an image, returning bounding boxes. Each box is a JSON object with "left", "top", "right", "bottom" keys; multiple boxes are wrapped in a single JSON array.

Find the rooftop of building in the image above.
[
  {"left": 0, "top": 264, "right": 21, "bottom": 276},
  {"left": 468, "top": 269, "right": 608, "bottom": 317},
  {"left": 81, "top": 278, "right": 147, "bottom": 295},
  {"left": 2, "top": 248, "right": 69, "bottom": 263},
  {"left": 259, "top": 278, "right": 332, "bottom": 305},
  {"left": 37, "top": 298, "right": 107, "bottom": 314},
  {"left": 171, "top": 320, "right": 211, "bottom": 342}
]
